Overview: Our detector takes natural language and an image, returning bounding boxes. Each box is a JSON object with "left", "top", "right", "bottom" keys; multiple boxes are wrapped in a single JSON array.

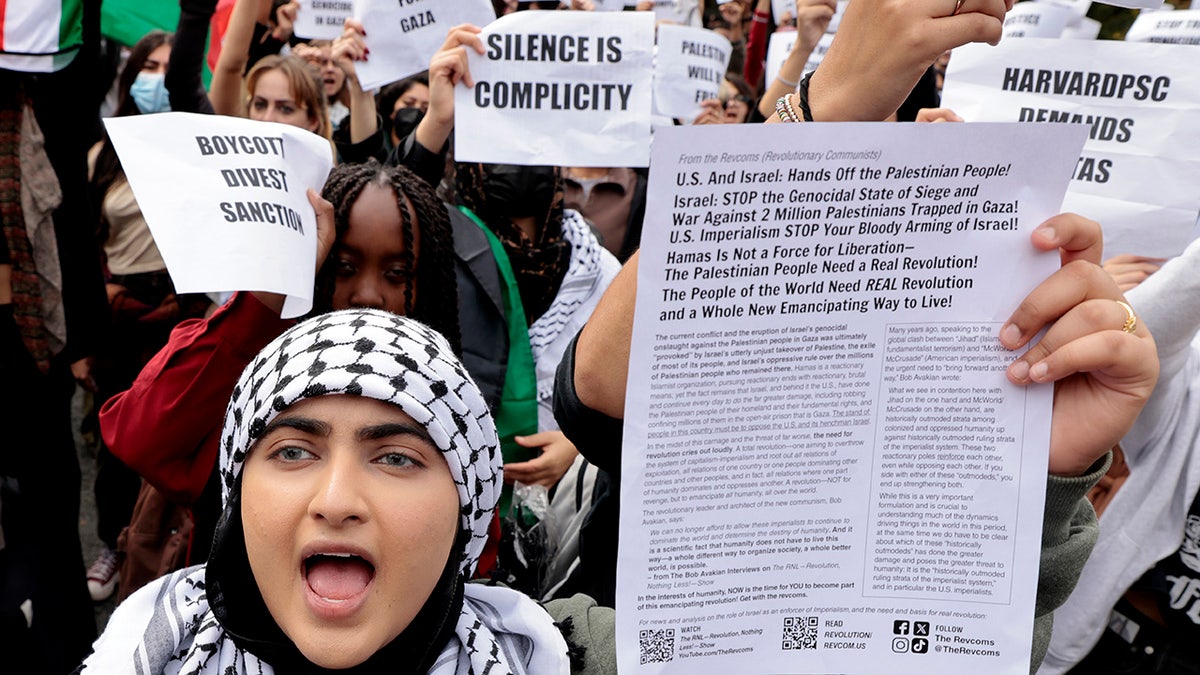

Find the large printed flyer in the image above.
[
  {"left": 616, "top": 122, "right": 1088, "bottom": 674},
  {"left": 940, "top": 38, "right": 1200, "bottom": 258}
]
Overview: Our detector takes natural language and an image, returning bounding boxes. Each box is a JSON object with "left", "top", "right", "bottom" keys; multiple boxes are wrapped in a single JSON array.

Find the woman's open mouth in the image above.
[{"left": 303, "top": 551, "right": 376, "bottom": 618}]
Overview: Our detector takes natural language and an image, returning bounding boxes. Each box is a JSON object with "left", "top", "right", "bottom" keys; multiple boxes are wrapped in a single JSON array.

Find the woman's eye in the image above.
[
  {"left": 252, "top": 99, "right": 268, "bottom": 111},
  {"left": 271, "top": 445, "right": 313, "bottom": 462},
  {"left": 334, "top": 259, "right": 355, "bottom": 276},
  {"left": 376, "top": 452, "right": 419, "bottom": 468},
  {"left": 279, "top": 104, "right": 295, "bottom": 115},
  {"left": 385, "top": 267, "right": 413, "bottom": 283}
]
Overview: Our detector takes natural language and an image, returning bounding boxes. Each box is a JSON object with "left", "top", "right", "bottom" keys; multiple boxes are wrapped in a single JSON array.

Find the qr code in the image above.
[
  {"left": 639, "top": 628, "right": 675, "bottom": 664},
  {"left": 782, "top": 616, "right": 819, "bottom": 650}
]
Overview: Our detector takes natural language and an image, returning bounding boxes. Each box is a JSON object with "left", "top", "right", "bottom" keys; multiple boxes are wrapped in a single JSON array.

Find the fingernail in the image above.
[
  {"left": 1008, "top": 360, "right": 1030, "bottom": 382},
  {"left": 1036, "top": 225, "right": 1056, "bottom": 243},
  {"left": 1000, "top": 323, "right": 1021, "bottom": 347},
  {"left": 1030, "top": 362, "right": 1049, "bottom": 381}
]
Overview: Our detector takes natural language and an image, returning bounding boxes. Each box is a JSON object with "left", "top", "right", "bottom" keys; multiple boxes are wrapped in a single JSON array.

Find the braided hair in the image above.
[{"left": 315, "top": 160, "right": 461, "bottom": 354}]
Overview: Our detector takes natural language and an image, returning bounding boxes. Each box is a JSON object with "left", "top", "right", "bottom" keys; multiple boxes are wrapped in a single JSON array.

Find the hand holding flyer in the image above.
[
  {"left": 103, "top": 112, "right": 334, "bottom": 318},
  {"left": 617, "top": 121, "right": 1090, "bottom": 673}
]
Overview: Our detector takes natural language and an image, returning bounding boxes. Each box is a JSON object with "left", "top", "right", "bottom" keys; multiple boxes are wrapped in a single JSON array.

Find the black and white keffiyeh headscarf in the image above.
[{"left": 79, "top": 310, "right": 569, "bottom": 675}]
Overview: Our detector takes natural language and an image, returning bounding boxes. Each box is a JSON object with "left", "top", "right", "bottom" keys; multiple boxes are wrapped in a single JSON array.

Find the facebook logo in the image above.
[{"left": 893, "top": 620, "right": 909, "bottom": 635}]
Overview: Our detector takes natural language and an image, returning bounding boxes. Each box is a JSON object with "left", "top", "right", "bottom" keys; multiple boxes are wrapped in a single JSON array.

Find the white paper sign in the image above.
[
  {"left": 1061, "top": 17, "right": 1101, "bottom": 39},
  {"left": 772, "top": 0, "right": 796, "bottom": 24},
  {"left": 292, "top": 0, "right": 352, "bottom": 41},
  {"left": 455, "top": 10, "right": 655, "bottom": 167},
  {"left": 645, "top": 0, "right": 702, "bottom": 26},
  {"left": 1126, "top": 9, "right": 1200, "bottom": 44},
  {"left": 103, "top": 113, "right": 334, "bottom": 318},
  {"left": 617, "top": 121, "right": 1086, "bottom": 673},
  {"left": 1001, "top": 2, "right": 1072, "bottom": 38},
  {"left": 654, "top": 25, "right": 732, "bottom": 118},
  {"left": 1034, "top": 0, "right": 1091, "bottom": 24},
  {"left": 765, "top": 32, "right": 796, "bottom": 89},
  {"left": 354, "top": 0, "right": 496, "bottom": 92},
  {"left": 1091, "top": 0, "right": 1163, "bottom": 9},
  {"left": 941, "top": 39, "right": 1200, "bottom": 258}
]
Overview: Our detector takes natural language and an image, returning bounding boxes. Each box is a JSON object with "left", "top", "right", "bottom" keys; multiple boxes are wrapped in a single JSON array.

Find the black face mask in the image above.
[
  {"left": 391, "top": 107, "right": 424, "bottom": 141},
  {"left": 480, "top": 164, "right": 556, "bottom": 219}
]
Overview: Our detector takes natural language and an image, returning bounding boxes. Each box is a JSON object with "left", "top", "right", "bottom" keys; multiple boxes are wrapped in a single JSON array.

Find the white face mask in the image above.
[{"left": 130, "top": 71, "right": 170, "bottom": 114}]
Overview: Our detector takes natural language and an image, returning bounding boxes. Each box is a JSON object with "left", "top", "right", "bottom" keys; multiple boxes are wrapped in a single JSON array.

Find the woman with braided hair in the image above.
[
  {"left": 97, "top": 160, "right": 471, "bottom": 599},
  {"left": 314, "top": 160, "right": 460, "bottom": 351}
]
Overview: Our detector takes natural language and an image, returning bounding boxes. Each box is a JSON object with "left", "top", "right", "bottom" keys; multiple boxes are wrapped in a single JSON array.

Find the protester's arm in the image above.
[
  {"left": 168, "top": 0, "right": 217, "bottom": 114},
  {"left": 1032, "top": 457, "right": 1110, "bottom": 672},
  {"left": 755, "top": 0, "right": 835, "bottom": 119},
  {"left": 99, "top": 292, "right": 289, "bottom": 502},
  {"left": 331, "top": 19, "right": 376, "bottom": 144},
  {"left": 99, "top": 192, "right": 331, "bottom": 501},
  {"left": 412, "top": 24, "right": 484, "bottom": 160},
  {"left": 211, "top": 0, "right": 275, "bottom": 116},
  {"left": 573, "top": 250, "right": 638, "bottom": 421},
  {"left": 743, "top": 0, "right": 773, "bottom": 89},
  {"left": 773, "top": 0, "right": 1012, "bottom": 123}
]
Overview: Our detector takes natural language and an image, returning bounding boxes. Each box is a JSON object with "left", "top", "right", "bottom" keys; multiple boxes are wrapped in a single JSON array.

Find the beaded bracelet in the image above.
[{"left": 775, "top": 95, "right": 798, "bottom": 123}]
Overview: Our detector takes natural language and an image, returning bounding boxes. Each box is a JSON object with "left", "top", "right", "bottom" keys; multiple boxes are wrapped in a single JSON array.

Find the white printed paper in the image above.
[
  {"left": 354, "top": 0, "right": 496, "bottom": 92},
  {"left": 654, "top": 25, "right": 732, "bottom": 119},
  {"left": 103, "top": 113, "right": 334, "bottom": 318},
  {"left": 1125, "top": 8, "right": 1200, "bottom": 44},
  {"left": 1092, "top": 0, "right": 1163, "bottom": 9},
  {"left": 1001, "top": 2, "right": 1072, "bottom": 38},
  {"left": 292, "top": 0, "right": 352, "bottom": 41},
  {"left": 765, "top": 31, "right": 798, "bottom": 89},
  {"left": 455, "top": 10, "right": 654, "bottom": 167},
  {"left": 1034, "top": 0, "right": 1091, "bottom": 24},
  {"left": 1061, "top": 17, "right": 1101, "bottom": 40},
  {"left": 644, "top": 0, "right": 702, "bottom": 26},
  {"left": 616, "top": 121, "right": 1088, "bottom": 674},
  {"left": 941, "top": 38, "right": 1200, "bottom": 258},
  {"left": 772, "top": 0, "right": 796, "bottom": 24}
]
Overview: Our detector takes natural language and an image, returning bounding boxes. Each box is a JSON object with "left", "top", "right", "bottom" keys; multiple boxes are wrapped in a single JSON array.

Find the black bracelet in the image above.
[{"left": 797, "top": 71, "right": 815, "bottom": 122}]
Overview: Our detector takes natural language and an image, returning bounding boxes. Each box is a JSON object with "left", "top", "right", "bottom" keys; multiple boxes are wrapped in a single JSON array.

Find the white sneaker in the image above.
[{"left": 86, "top": 547, "right": 120, "bottom": 602}]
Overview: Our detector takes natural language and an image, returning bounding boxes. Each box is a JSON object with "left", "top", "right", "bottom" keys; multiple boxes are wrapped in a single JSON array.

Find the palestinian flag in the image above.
[{"left": 0, "top": 0, "right": 83, "bottom": 73}]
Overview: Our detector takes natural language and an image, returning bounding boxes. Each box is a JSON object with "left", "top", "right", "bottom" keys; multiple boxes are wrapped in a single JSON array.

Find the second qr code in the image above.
[{"left": 782, "top": 616, "right": 819, "bottom": 650}]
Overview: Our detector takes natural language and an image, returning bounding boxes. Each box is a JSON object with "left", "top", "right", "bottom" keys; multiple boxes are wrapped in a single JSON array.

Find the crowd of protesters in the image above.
[{"left": 0, "top": 0, "right": 1192, "bottom": 673}]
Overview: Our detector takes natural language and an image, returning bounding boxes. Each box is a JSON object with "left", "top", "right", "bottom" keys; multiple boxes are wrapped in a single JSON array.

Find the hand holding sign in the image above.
[
  {"left": 454, "top": 10, "right": 654, "bottom": 167},
  {"left": 415, "top": 24, "right": 486, "bottom": 160},
  {"left": 252, "top": 189, "right": 336, "bottom": 315},
  {"left": 103, "top": 113, "right": 335, "bottom": 318},
  {"left": 1001, "top": 213, "right": 1158, "bottom": 477}
]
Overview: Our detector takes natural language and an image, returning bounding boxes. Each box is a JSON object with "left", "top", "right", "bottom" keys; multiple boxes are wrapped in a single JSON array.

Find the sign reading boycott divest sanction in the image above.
[
  {"left": 454, "top": 10, "right": 654, "bottom": 167},
  {"left": 103, "top": 112, "right": 334, "bottom": 318}
]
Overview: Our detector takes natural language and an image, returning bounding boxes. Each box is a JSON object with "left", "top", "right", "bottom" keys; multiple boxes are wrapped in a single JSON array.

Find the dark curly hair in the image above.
[{"left": 315, "top": 160, "right": 461, "bottom": 354}]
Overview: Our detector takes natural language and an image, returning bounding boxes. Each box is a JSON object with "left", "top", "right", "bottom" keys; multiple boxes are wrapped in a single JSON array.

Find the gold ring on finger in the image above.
[{"left": 1115, "top": 300, "right": 1137, "bottom": 334}]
